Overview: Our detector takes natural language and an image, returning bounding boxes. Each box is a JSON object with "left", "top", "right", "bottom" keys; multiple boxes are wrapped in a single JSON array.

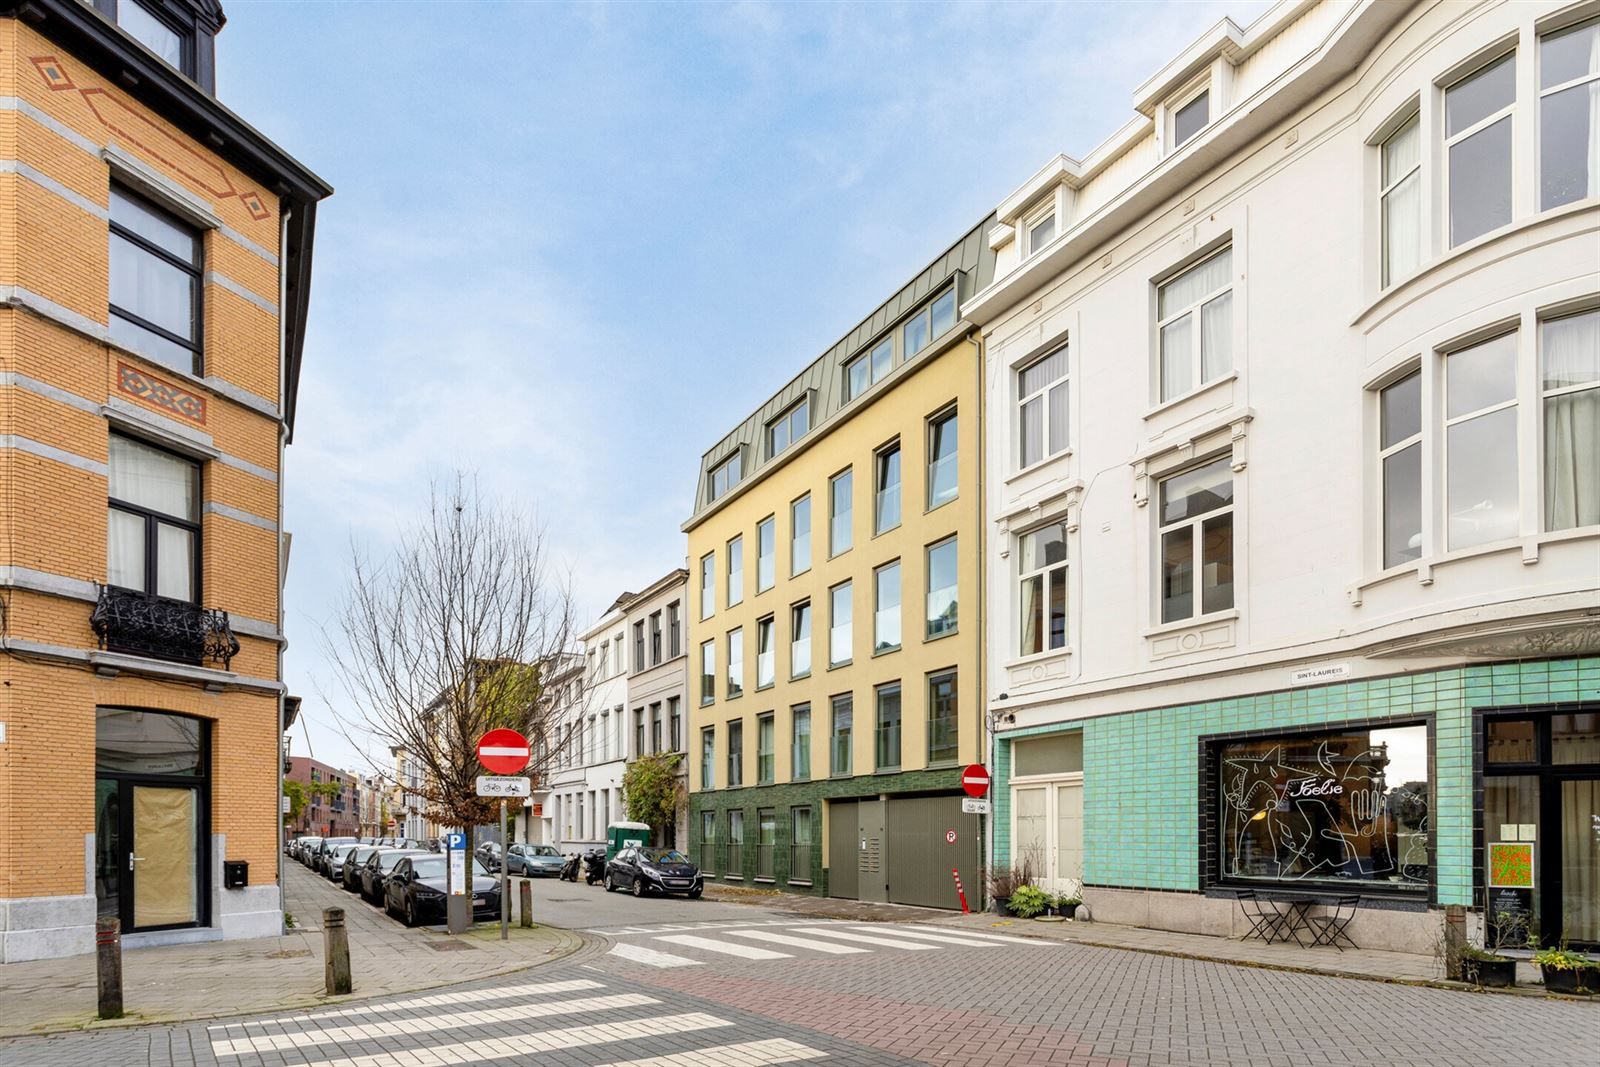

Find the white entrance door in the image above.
[{"left": 1010, "top": 778, "right": 1083, "bottom": 894}]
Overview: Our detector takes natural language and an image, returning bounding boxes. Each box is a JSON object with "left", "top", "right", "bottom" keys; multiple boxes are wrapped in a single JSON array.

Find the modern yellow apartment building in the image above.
[
  {"left": 0, "top": 0, "right": 329, "bottom": 961},
  {"left": 685, "top": 217, "right": 994, "bottom": 907}
]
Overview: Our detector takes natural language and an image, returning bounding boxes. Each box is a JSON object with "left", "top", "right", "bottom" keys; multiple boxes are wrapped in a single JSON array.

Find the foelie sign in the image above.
[
  {"left": 1290, "top": 663, "right": 1351, "bottom": 687},
  {"left": 1284, "top": 777, "right": 1344, "bottom": 799}
]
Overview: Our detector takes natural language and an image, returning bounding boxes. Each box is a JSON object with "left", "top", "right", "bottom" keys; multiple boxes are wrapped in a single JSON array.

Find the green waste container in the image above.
[{"left": 606, "top": 821, "right": 650, "bottom": 861}]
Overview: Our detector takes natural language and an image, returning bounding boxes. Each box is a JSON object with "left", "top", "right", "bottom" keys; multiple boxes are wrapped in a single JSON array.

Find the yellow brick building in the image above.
[
  {"left": 0, "top": 0, "right": 329, "bottom": 961},
  {"left": 685, "top": 218, "right": 994, "bottom": 907}
]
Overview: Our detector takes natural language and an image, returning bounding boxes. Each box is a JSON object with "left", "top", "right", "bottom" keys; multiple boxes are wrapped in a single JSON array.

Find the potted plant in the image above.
[
  {"left": 986, "top": 862, "right": 1030, "bottom": 916},
  {"left": 1007, "top": 884, "right": 1050, "bottom": 920},
  {"left": 1055, "top": 894, "right": 1083, "bottom": 920},
  {"left": 1459, "top": 944, "right": 1517, "bottom": 988},
  {"left": 1533, "top": 947, "right": 1599, "bottom": 994}
]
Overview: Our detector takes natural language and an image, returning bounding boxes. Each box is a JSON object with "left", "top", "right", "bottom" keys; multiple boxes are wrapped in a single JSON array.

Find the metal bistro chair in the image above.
[
  {"left": 1236, "top": 889, "right": 1291, "bottom": 944},
  {"left": 1305, "top": 895, "right": 1360, "bottom": 951}
]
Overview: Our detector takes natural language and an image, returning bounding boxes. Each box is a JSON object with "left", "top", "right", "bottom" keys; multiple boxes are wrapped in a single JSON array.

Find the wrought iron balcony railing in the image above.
[{"left": 90, "top": 585, "right": 241, "bottom": 669}]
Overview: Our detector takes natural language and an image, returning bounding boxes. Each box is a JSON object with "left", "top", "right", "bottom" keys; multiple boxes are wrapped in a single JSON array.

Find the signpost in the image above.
[
  {"left": 961, "top": 764, "right": 990, "bottom": 798},
  {"left": 476, "top": 730, "right": 531, "bottom": 941},
  {"left": 962, "top": 763, "right": 990, "bottom": 913}
]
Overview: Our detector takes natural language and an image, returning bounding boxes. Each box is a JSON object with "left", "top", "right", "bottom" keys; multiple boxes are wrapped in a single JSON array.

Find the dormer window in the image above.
[
  {"left": 1026, "top": 211, "right": 1057, "bottom": 257},
  {"left": 767, "top": 396, "right": 810, "bottom": 458},
  {"left": 118, "top": 1, "right": 195, "bottom": 77},
  {"left": 709, "top": 452, "right": 742, "bottom": 501},
  {"left": 1173, "top": 89, "right": 1210, "bottom": 147}
]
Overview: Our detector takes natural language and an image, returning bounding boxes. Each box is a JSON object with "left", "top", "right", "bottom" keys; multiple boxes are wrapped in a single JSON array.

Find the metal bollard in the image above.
[
  {"left": 95, "top": 917, "right": 123, "bottom": 1019},
  {"left": 323, "top": 907, "right": 352, "bottom": 995},
  {"left": 519, "top": 879, "right": 534, "bottom": 928}
]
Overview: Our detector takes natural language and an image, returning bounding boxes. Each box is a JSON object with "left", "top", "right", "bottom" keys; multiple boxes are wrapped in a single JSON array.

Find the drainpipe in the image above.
[
  {"left": 972, "top": 324, "right": 989, "bottom": 907},
  {"left": 275, "top": 205, "right": 291, "bottom": 929}
]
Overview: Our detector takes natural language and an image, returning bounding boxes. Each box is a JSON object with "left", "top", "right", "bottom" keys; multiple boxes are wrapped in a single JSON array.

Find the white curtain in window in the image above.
[
  {"left": 1200, "top": 291, "right": 1232, "bottom": 381},
  {"left": 107, "top": 510, "right": 146, "bottom": 591},
  {"left": 156, "top": 524, "right": 194, "bottom": 601},
  {"left": 109, "top": 436, "right": 196, "bottom": 519},
  {"left": 1544, "top": 310, "right": 1600, "bottom": 530},
  {"left": 1158, "top": 248, "right": 1231, "bottom": 317}
]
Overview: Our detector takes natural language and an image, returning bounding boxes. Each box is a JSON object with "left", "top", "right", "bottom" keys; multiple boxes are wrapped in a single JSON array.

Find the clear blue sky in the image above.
[{"left": 216, "top": 0, "right": 1268, "bottom": 774}]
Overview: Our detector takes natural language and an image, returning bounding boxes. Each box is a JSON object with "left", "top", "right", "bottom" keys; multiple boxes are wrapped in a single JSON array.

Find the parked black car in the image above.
[
  {"left": 384, "top": 854, "right": 500, "bottom": 927},
  {"left": 340, "top": 845, "right": 382, "bottom": 891},
  {"left": 358, "top": 848, "right": 427, "bottom": 904},
  {"left": 604, "top": 847, "right": 703, "bottom": 898}
]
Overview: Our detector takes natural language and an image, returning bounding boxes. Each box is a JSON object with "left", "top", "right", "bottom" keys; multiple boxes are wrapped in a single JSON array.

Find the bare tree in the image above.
[{"left": 326, "top": 473, "right": 581, "bottom": 830}]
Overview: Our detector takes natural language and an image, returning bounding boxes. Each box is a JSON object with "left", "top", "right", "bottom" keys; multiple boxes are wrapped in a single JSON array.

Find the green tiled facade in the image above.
[
  {"left": 994, "top": 656, "right": 1600, "bottom": 907},
  {"left": 688, "top": 767, "right": 964, "bottom": 896}
]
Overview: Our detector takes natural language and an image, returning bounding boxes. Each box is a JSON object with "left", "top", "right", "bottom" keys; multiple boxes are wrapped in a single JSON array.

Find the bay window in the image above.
[
  {"left": 108, "top": 434, "right": 199, "bottom": 602},
  {"left": 1380, "top": 113, "right": 1421, "bottom": 287},
  {"left": 1157, "top": 457, "right": 1233, "bottom": 624},
  {"left": 1156, "top": 247, "right": 1232, "bottom": 402},
  {"left": 1539, "top": 18, "right": 1600, "bottom": 211},
  {"left": 1542, "top": 308, "right": 1600, "bottom": 531},
  {"left": 1445, "top": 53, "right": 1515, "bottom": 247},
  {"left": 1446, "top": 332, "right": 1519, "bottom": 549},
  {"left": 1018, "top": 521, "right": 1068, "bottom": 655},
  {"left": 1379, "top": 370, "right": 1423, "bottom": 568}
]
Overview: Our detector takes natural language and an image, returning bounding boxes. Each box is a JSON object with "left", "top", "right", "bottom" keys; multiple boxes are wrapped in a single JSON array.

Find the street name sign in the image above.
[
  {"left": 477, "top": 729, "right": 531, "bottom": 774},
  {"left": 961, "top": 764, "right": 991, "bottom": 798},
  {"left": 476, "top": 775, "right": 531, "bottom": 798}
]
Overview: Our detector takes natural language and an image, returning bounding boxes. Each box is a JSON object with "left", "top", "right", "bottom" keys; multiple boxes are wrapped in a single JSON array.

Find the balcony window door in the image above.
[{"left": 108, "top": 434, "right": 200, "bottom": 603}]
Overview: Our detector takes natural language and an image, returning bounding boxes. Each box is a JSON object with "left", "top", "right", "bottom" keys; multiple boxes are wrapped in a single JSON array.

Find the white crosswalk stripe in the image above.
[
  {"left": 210, "top": 993, "right": 657, "bottom": 1056},
  {"left": 655, "top": 933, "right": 792, "bottom": 959},
  {"left": 723, "top": 929, "right": 870, "bottom": 954},
  {"left": 595, "top": 1037, "right": 830, "bottom": 1066},
  {"left": 294, "top": 1012, "right": 733, "bottom": 1067},
  {"left": 897, "top": 923, "right": 1052, "bottom": 946},
  {"left": 609, "top": 941, "right": 704, "bottom": 968},
  {"left": 214, "top": 977, "right": 605, "bottom": 1028},
  {"left": 790, "top": 926, "right": 940, "bottom": 950}
]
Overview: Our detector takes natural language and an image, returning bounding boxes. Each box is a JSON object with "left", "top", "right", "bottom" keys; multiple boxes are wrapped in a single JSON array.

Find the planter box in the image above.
[
  {"left": 1461, "top": 957, "right": 1516, "bottom": 988},
  {"left": 1541, "top": 965, "right": 1599, "bottom": 995}
]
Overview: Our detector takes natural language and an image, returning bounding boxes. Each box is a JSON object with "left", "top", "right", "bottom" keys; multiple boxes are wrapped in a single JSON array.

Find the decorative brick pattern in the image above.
[
  {"left": 995, "top": 657, "right": 1600, "bottom": 907},
  {"left": 118, "top": 362, "right": 207, "bottom": 423}
]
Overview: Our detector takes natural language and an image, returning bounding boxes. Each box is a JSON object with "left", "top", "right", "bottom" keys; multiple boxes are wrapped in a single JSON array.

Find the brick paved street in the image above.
[{"left": 3, "top": 903, "right": 1597, "bottom": 1066}]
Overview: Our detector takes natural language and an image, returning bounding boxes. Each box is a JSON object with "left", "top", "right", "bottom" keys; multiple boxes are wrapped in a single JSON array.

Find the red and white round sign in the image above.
[
  {"left": 477, "top": 728, "right": 530, "bottom": 775},
  {"left": 945, "top": 829, "right": 957, "bottom": 845},
  {"left": 961, "top": 764, "right": 990, "bottom": 798}
]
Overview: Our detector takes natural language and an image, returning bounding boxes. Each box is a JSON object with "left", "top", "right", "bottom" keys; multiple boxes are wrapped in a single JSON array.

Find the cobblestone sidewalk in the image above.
[{"left": 0, "top": 862, "right": 587, "bottom": 1037}]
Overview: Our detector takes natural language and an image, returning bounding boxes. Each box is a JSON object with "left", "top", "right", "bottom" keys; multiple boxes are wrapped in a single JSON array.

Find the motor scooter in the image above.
[
  {"left": 558, "top": 853, "right": 581, "bottom": 882},
  {"left": 583, "top": 849, "right": 606, "bottom": 886}
]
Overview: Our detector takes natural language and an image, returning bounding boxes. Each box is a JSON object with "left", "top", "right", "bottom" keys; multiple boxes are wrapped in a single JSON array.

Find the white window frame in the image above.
[
  {"left": 1377, "top": 367, "right": 1424, "bottom": 570},
  {"left": 1155, "top": 245, "right": 1234, "bottom": 404},
  {"left": 1024, "top": 200, "right": 1057, "bottom": 258},
  {"left": 1017, "top": 520, "right": 1069, "bottom": 657},
  {"left": 1154, "top": 455, "right": 1235, "bottom": 625},
  {"left": 1379, "top": 111, "right": 1422, "bottom": 289},
  {"left": 1442, "top": 50, "right": 1517, "bottom": 249},
  {"left": 1538, "top": 15, "right": 1600, "bottom": 211},
  {"left": 1170, "top": 81, "right": 1211, "bottom": 149},
  {"left": 1016, "top": 345, "right": 1069, "bottom": 471},
  {"left": 1443, "top": 330, "right": 1520, "bottom": 551},
  {"left": 1541, "top": 305, "right": 1600, "bottom": 531}
]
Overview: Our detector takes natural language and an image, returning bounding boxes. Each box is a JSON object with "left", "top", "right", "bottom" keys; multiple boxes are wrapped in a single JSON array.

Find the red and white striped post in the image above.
[{"left": 951, "top": 868, "right": 970, "bottom": 914}]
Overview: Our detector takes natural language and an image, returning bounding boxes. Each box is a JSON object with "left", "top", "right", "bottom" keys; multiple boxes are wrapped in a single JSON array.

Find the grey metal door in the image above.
[
  {"left": 886, "top": 795, "right": 980, "bottom": 909},
  {"left": 857, "top": 798, "right": 888, "bottom": 903},
  {"left": 828, "top": 800, "right": 857, "bottom": 899}
]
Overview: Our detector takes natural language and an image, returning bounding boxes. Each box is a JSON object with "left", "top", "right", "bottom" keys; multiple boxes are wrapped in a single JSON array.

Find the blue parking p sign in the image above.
[{"left": 446, "top": 832, "right": 466, "bottom": 851}]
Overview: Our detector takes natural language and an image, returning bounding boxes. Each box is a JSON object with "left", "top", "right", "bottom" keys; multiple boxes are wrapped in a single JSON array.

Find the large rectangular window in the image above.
[
  {"left": 726, "top": 628, "right": 744, "bottom": 699},
  {"left": 726, "top": 809, "right": 744, "bottom": 877},
  {"left": 767, "top": 397, "right": 809, "bottom": 457},
  {"left": 709, "top": 452, "right": 742, "bottom": 501},
  {"left": 874, "top": 442, "right": 901, "bottom": 534},
  {"left": 757, "top": 714, "right": 775, "bottom": 785},
  {"left": 756, "top": 517, "right": 775, "bottom": 593},
  {"left": 873, "top": 560, "right": 901, "bottom": 654},
  {"left": 668, "top": 697, "right": 681, "bottom": 752},
  {"left": 1380, "top": 113, "right": 1421, "bottom": 287},
  {"left": 700, "top": 810, "right": 716, "bottom": 871},
  {"left": 874, "top": 682, "right": 901, "bottom": 771},
  {"left": 699, "top": 640, "right": 715, "bottom": 706},
  {"left": 107, "top": 434, "right": 200, "bottom": 602},
  {"left": 1157, "top": 247, "right": 1232, "bottom": 402},
  {"left": 903, "top": 288, "right": 956, "bottom": 360},
  {"left": 756, "top": 615, "right": 775, "bottom": 689},
  {"left": 791, "top": 704, "right": 811, "bottom": 781},
  {"left": 1157, "top": 457, "right": 1233, "bottom": 623},
  {"left": 727, "top": 535, "right": 744, "bottom": 606},
  {"left": 1018, "top": 521, "right": 1068, "bottom": 655},
  {"left": 727, "top": 720, "right": 744, "bottom": 788},
  {"left": 667, "top": 601, "right": 681, "bottom": 658},
  {"left": 791, "top": 494, "right": 811, "bottom": 576},
  {"left": 756, "top": 808, "right": 776, "bottom": 880},
  {"left": 1018, "top": 345, "right": 1068, "bottom": 468},
  {"left": 928, "top": 670, "right": 958, "bottom": 765},
  {"left": 633, "top": 621, "right": 646, "bottom": 672},
  {"left": 925, "top": 537, "right": 958, "bottom": 638},
  {"left": 649, "top": 611, "right": 662, "bottom": 665},
  {"left": 829, "top": 580, "right": 853, "bottom": 666},
  {"left": 1542, "top": 308, "right": 1600, "bottom": 531},
  {"left": 790, "top": 600, "right": 812, "bottom": 678},
  {"left": 830, "top": 469, "right": 853, "bottom": 556},
  {"left": 830, "top": 694, "right": 852, "bottom": 777},
  {"left": 1445, "top": 53, "right": 1515, "bottom": 247},
  {"left": 845, "top": 338, "right": 893, "bottom": 402},
  {"left": 109, "top": 188, "right": 201, "bottom": 374},
  {"left": 928, "top": 408, "right": 959, "bottom": 508},
  {"left": 789, "top": 807, "right": 814, "bottom": 884},
  {"left": 1215, "top": 723, "right": 1429, "bottom": 892},
  {"left": 1541, "top": 18, "right": 1600, "bottom": 210},
  {"left": 699, "top": 553, "right": 715, "bottom": 620},
  {"left": 1446, "top": 332, "right": 1519, "bottom": 549},
  {"left": 1380, "top": 370, "right": 1423, "bottom": 567},
  {"left": 650, "top": 703, "right": 663, "bottom": 754},
  {"left": 700, "top": 727, "right": 715, "bottom": 790}
]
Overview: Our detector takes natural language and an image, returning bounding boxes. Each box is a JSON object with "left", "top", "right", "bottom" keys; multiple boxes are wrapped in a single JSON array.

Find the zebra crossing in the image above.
[
  {"left": 206, "top": 974, "right": 832, "bottom": 1067},
  {"left": 596, "top": 919, "right": 1052, "bottom": 968}
]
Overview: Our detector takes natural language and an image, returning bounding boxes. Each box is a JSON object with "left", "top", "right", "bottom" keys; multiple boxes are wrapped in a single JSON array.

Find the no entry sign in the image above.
[
  {"left": 477, "top": 728, "right": 531, "bottom": 774},
  {"left": 961, "top": 764, "right": 990, "bottom": 798}
]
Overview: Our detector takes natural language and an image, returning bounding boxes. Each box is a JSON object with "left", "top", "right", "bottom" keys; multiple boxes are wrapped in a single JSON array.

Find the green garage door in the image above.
[{"left": 886, "top": 794, "right": 979, "bottom": 910}]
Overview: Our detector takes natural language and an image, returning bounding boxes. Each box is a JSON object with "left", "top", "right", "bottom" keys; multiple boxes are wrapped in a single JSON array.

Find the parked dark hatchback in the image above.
[
  {"left": 604, "top": 847, "right": 703, "bottom": 898},
  {"left": 384, "top": 854, "right": 500, "bottom": 926},
  {"left": 340, "top": 845, "right": 382, "bottom": 891},
  {"left": 358, "top": 848, "right": 427, "bottom": 904}
]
